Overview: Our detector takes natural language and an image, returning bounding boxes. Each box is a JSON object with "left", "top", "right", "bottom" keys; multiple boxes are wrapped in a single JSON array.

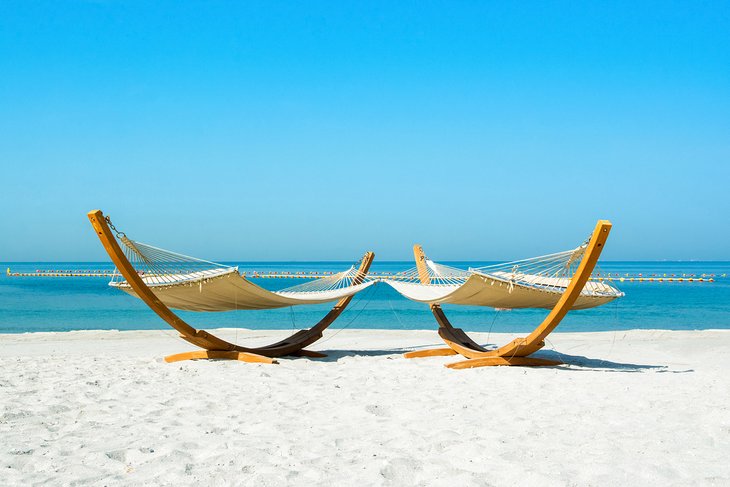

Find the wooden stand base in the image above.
[
  {"left": 403, "top": 348, "right": 458, "bottom": 358},
  {"left": 404, "top": 220, "right": 613, "bottom": 370},
  {"left": 163, "top": 348, "right": 328, "bottom": 364},
  {"left": 164, "top": 350, "right": 277, "bottom": 364},
  {"left": 404, "top": 345, "right": 561, "bottom": 368},
  {"left": 446, "top": 356, "right": 562, "bottom": 369}
]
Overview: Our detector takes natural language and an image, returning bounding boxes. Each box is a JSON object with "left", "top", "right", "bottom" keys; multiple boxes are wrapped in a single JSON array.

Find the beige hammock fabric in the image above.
[
  {"left": 110, "top": 231, "right": 622, "bottom": 313},
  {"left": 111, "top": 268, "right": 374, "bottom": 312},
  {"left": 384, "top": 273, "right": 619, "bottom": 310},
  {"left": 383, "top": 244, "right": 623, "bottom": 310},
  {"left": 109, "top": 238, "right": 375, "bottom": 312}
]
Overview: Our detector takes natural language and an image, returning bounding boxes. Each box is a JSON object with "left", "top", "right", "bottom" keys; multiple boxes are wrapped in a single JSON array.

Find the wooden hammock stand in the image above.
[
  {"left": 404, "top": 220, "right": 613, "bottom": 369},
  {"left": 88, "top": 210, "right": 374, "bottom": 364}
]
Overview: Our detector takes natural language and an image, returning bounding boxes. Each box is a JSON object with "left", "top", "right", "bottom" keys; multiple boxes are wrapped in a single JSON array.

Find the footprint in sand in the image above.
[
  {"left": 380, "top": 457, "right": 423, "bottom": 482},
  {"left": 105, "top": 450, "right": 126, "bottom": 463},
  {"left": 365, "top": 404, "right": 389, "bottom": 417}
]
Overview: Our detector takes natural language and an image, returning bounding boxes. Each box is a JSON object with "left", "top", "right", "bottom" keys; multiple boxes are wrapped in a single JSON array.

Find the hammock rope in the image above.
[
  {"left": 276, "top": 254, "right": 372, "bottom": 294},
  {"left": 388, "top": 261, "right": 470, "bottom": 286},
  {"left": 113, "top": 236, "right": 368, "bottom": 295},
  {"left": 381, "top": 239, "right": 623, "bottom": 309},
  {"left": 104, "top": 215, "right": 621, "bottom": 312},
  {"left": 387, "top": 240, "right": 621, "bottom": 300},
  {"left": 469, "top": 241, "right": 621, "bottom": 298},
  {"left": 101, "top": 216, "right": 376, "bottom": 312}
]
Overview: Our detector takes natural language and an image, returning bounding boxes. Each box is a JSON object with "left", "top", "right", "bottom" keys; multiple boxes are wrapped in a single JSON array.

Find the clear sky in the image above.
[{"left": 1, "top": 1, "right": 728, "bottom": 261}]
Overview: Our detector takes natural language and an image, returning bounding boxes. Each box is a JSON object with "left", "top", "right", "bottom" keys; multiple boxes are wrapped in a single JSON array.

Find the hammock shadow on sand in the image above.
[
  {"left": 304, "top": 349, "right": 414, "bottom": 361},
  {"left": 303, "top": 347, "right": 668, "bottom": 372},
  {"left": 521, "top": 350, "right": 669, "bottom": 372},
  {"left": 296, "top": 341, "right": 496, "bottom": 362}
]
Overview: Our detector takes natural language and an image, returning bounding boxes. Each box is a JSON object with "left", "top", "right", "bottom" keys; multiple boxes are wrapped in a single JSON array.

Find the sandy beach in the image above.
[{"left": 1, "top": 328, "right": 729, "bottom": 486}]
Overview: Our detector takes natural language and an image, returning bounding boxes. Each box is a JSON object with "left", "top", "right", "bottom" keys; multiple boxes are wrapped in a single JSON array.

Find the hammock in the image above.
[
  {"left": 109, "top": 237, "right": 375, "bottom": 312},
  {"left": 384, "top": 243, "right": 623, "bottom": 310}
]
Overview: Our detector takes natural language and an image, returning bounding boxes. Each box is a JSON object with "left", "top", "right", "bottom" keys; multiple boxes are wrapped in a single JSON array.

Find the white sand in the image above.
[{"left": 1, "top": 328, "right": 729, "bottom": 486}]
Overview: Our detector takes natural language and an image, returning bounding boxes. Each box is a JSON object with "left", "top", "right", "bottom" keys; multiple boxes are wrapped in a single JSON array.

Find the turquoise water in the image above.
[{"left": 1, "top": 261, "right": 729, "bottom": 334}]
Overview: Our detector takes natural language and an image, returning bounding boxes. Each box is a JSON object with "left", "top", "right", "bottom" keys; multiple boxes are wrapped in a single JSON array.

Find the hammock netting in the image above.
[
  {"left": 108, "top": 234, "right": 622, "bottom": 312},
  {"left": 383, "top": 242, "right": 623, "bottom": 310},
  {"left": 110, "top": 237, "right": 374, "bottom": 312}
]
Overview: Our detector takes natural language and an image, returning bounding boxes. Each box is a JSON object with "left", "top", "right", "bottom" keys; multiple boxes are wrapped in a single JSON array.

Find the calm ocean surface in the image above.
[{"left": 1, "top": 261, "right": 729, "bottom": 334}]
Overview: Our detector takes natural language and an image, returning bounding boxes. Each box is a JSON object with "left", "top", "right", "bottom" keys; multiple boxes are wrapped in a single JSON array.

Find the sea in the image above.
[{"left": 1, "top": 261, "right": 729, "bottom": 335}]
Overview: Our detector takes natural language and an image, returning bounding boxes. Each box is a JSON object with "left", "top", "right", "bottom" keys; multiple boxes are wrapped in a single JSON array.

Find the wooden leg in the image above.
[
  {"left": 404, "top": 348, "right": 459, "bottom": 358},
  {"left": 446, "top": 356, "right": 562, "bottom": 369},
  {"left": 164, "top": 350, "right": 277, "bottom": 364}
]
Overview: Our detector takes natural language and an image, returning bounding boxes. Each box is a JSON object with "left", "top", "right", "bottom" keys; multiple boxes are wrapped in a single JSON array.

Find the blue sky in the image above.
[{"left": 0, "top": 1, "right": 728, "bottom": 261}]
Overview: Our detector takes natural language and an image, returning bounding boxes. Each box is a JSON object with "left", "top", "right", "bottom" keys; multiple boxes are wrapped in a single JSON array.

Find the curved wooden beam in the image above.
[
  {"left": 405, "top": 221, "right": 613, "bottom": 368},
  {"left": 478, "top": 220, "right": 611, "bottom": 362},
  {"left": 88, "top": 210, "right": 375, "bottom": 363}
]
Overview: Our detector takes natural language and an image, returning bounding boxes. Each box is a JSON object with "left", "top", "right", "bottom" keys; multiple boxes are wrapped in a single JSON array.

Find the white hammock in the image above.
[
  {"left": 384, "top": 244, "right": 623, "bottom": 310},
  {"left": 110, "top": 238, "right": 374, "bottom": 312}
]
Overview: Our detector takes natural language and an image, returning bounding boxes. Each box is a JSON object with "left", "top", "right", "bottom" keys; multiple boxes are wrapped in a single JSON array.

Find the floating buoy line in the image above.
[{"left": 5, "top": 267, "right": 723, "bottom": 283}]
